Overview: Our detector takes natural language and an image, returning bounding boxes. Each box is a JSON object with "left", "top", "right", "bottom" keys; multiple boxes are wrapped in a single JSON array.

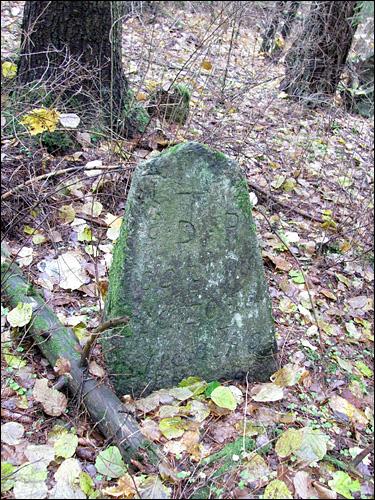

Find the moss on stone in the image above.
[{"left": 103, "top": 141, "right": 276, "bottom": 397}]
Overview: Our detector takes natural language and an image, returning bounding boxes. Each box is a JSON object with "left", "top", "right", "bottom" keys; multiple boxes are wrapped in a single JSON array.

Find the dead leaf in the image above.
[
  {"left": 88, "top": 360, "right": 105, "bottom": 378},
  {"left": 33, "top": 378, "right": 67, "bottom": 416},
  {"left": 140, "top": 419, "right": 162, "bottom": 442},
  {"left": 54, "top": 357, "right": 71, "bottom": 376}
]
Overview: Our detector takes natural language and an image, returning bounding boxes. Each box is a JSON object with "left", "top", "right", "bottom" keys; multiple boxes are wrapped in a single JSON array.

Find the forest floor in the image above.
[{"left": 1, "top": 2, "right": 374, "bottom": 499}]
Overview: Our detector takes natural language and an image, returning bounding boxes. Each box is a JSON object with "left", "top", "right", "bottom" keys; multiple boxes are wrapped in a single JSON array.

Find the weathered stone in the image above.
[{"left": 102, "top": 142, "right": 277, "bottom": 396}]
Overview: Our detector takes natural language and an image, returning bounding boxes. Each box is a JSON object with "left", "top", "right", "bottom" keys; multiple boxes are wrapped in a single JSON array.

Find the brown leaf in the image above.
[
  {"left": 293, "top": 471, "right": 318, "bottom": 499},
  {"left": 320, "top": 289, "right": 337, "bottom": 301},
  {"left": 312, "top": 482, "right": 337, "bottom": 499},
  {"left": 264, "top": 252, "right": 293, "bottom": 272},
  {"left": 54, "top": 357, "right": 71, "bottom": 376},
  {"left": 33, "top": 378, "right": 67, "bottom": 416},
  {"left": 140, "top": 419, "right": 162, "bottom": 442},
  {"left": 88, "top": 360, "right": 105, "bottom": 378}
]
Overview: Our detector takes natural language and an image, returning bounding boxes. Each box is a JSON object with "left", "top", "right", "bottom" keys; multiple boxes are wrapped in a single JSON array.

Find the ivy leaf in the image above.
[
  {"left": 7, "top": 302, "right": 33, "bottom": 328},
  {"left": 328, "top": 471, "right": 360, "bottom": 499},
  {"left": 263, "top": 479, "right": 293, "bottom": 499},
  {"left": 4, "top": 354, "right": 27, "bottom": 369},
  {"left": 95, "top": 446, "right": 127, "bottom": 478},
  {"left": 210, "top": 386, "right": 237, "bottom": 410}
]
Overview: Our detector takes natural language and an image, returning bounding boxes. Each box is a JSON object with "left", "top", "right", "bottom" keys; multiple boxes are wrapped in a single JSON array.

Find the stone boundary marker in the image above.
[{"left": 102, "top": 142, "right": 277, "bottom": 396}]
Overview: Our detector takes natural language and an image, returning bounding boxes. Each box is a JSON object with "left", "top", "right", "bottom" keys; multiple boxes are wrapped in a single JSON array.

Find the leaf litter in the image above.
[{"left": 1, "top": 1, "right": 374, "bottom": 498}]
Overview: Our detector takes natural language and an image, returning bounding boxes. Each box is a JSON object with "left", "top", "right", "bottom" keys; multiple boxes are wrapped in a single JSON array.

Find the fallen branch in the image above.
[
  {"left": 1, "top": 246, "right": 161, "bottom": 465},
  {"left": 248, "top": 180, "right": 323, "bottom": 224},
  {"left": 1, "top": 164, "right": 132, "bottom": 201}
]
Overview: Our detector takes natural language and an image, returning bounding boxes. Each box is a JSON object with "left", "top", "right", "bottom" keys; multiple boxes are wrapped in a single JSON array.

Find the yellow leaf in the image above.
[
  {"left": 20, "top": 108, "right": 60, "bottom": 136},
  {"left": 102, "top": 473, "right": 137, "bottom": 498},
  {"left": 329, "top": 395, "right": 368, "bottom": 426},
  {"left": 136, "top": 92, "right": 148, "bottom": 101},
  {"left": 145, "top": 80, "right": 160, "bottom": 91},
  {"left": 201, "top": 60, "right": 213, "bottom": 71},
  {"left": 2, "top": 61, "right": 17, "bottom": 79},
  {"left": 339, "top": 240, "right": 351, "bottom": 253}
]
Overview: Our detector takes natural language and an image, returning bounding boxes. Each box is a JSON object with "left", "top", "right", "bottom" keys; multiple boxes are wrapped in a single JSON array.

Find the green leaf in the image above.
[
  {"left": 178, "top": 376, "right": 202, "bottom": 387},
  {"left": 79, "top": 471, "right": 95, "bottom": 496},
  {"left": 159, "top": 417, "right": 186, "bottom": 439},
  {"left": 288, "top": 270, "right": 305, "bottom": 284},
  {"left": 355, "top": 361, "right": 373, "bottom": 378},
  {"left": 328, "top": 471, "right": 360, "bottom": 499},
  {"left": 1, "top": 462, "right": 15, "bottom": 492},
  {"left": 275, "top": 429, "right": 303, "bottom": 458},
  {"left": 78, "top": 226, "right": 93, "bottom": 242},
  {"left": 4, "top": 354, "right": 27, "bottom": 369},
  {"left": 95, "top": 446, "right": 127, "bottom": 479},
  {"left": 2, "top": 61, "right": 17, "bottom": 79},
  {"left": 205, "top": 380, "right": 221, "bottom": 397},
  {"left": 54, "top": 432, "right": 78, "bottom": 458},
  {"left": 7, "top": 303, "right": 33, "bottom": 328},
  {"left": 263, "top": 479, "right": 293, "bottom": 499},
  {"left": 32, "top": 233, "right": 47, "bottom": 245},
  {"left": 296, "top": 428, "right": 329, "bottom": 463},
  {"left": 282, "top": 178, "right": 297, "bottom": 192},
  {"left": 210, "top": 386, "right": 237, "bottom": 410}
]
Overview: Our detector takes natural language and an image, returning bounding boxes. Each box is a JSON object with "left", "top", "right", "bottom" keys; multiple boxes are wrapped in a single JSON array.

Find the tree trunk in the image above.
[
  {"left": 18, "top": 1, "right": 147, "bottom": 136},
  {"left": 260, "top": 1, "right": 286, "bottom": 54},
  {"left": 280, "top": 1, "right": 299, "bottom": 40},
  {"left": 280, "top": 1, "right": 359, "bottom": 106},
  {"left": 1, "top": 246, "right": 161, "bottom": 465}
]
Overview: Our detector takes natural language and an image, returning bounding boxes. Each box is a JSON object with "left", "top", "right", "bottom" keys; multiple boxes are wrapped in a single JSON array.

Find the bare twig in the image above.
[{"left": 79, "top": 315, "right": 129, "bottom": 367}]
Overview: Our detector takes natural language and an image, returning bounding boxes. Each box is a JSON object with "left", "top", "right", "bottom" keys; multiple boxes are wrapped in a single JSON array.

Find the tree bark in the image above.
[
  {"left": 280, "top": 1, "right": 359, "bottom": 106},
  {"left": 280, "top": 1, "right": 299, "bottom": 40},
  {"left": 1, "top": 246, "right": 161, "bottom": 465},
  {"left": 260, "top": 1, "right": 286, "bottom": 54},
  {"left": 18, "top": 1, "right": 146, "bottom": 136}
]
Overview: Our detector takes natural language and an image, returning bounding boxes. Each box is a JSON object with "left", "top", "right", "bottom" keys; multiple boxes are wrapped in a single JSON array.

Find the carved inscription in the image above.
[{"left": 104, "top": 142, "right": 276, "bottom": 396}]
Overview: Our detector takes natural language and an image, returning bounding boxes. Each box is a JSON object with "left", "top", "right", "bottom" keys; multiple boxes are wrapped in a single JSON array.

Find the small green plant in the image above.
[
  {"left": 39, "top": 130, "right": 76, "bottom": 154},
  {"left": 7, "top": 378, "right": 27, "bottom": 396}
]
